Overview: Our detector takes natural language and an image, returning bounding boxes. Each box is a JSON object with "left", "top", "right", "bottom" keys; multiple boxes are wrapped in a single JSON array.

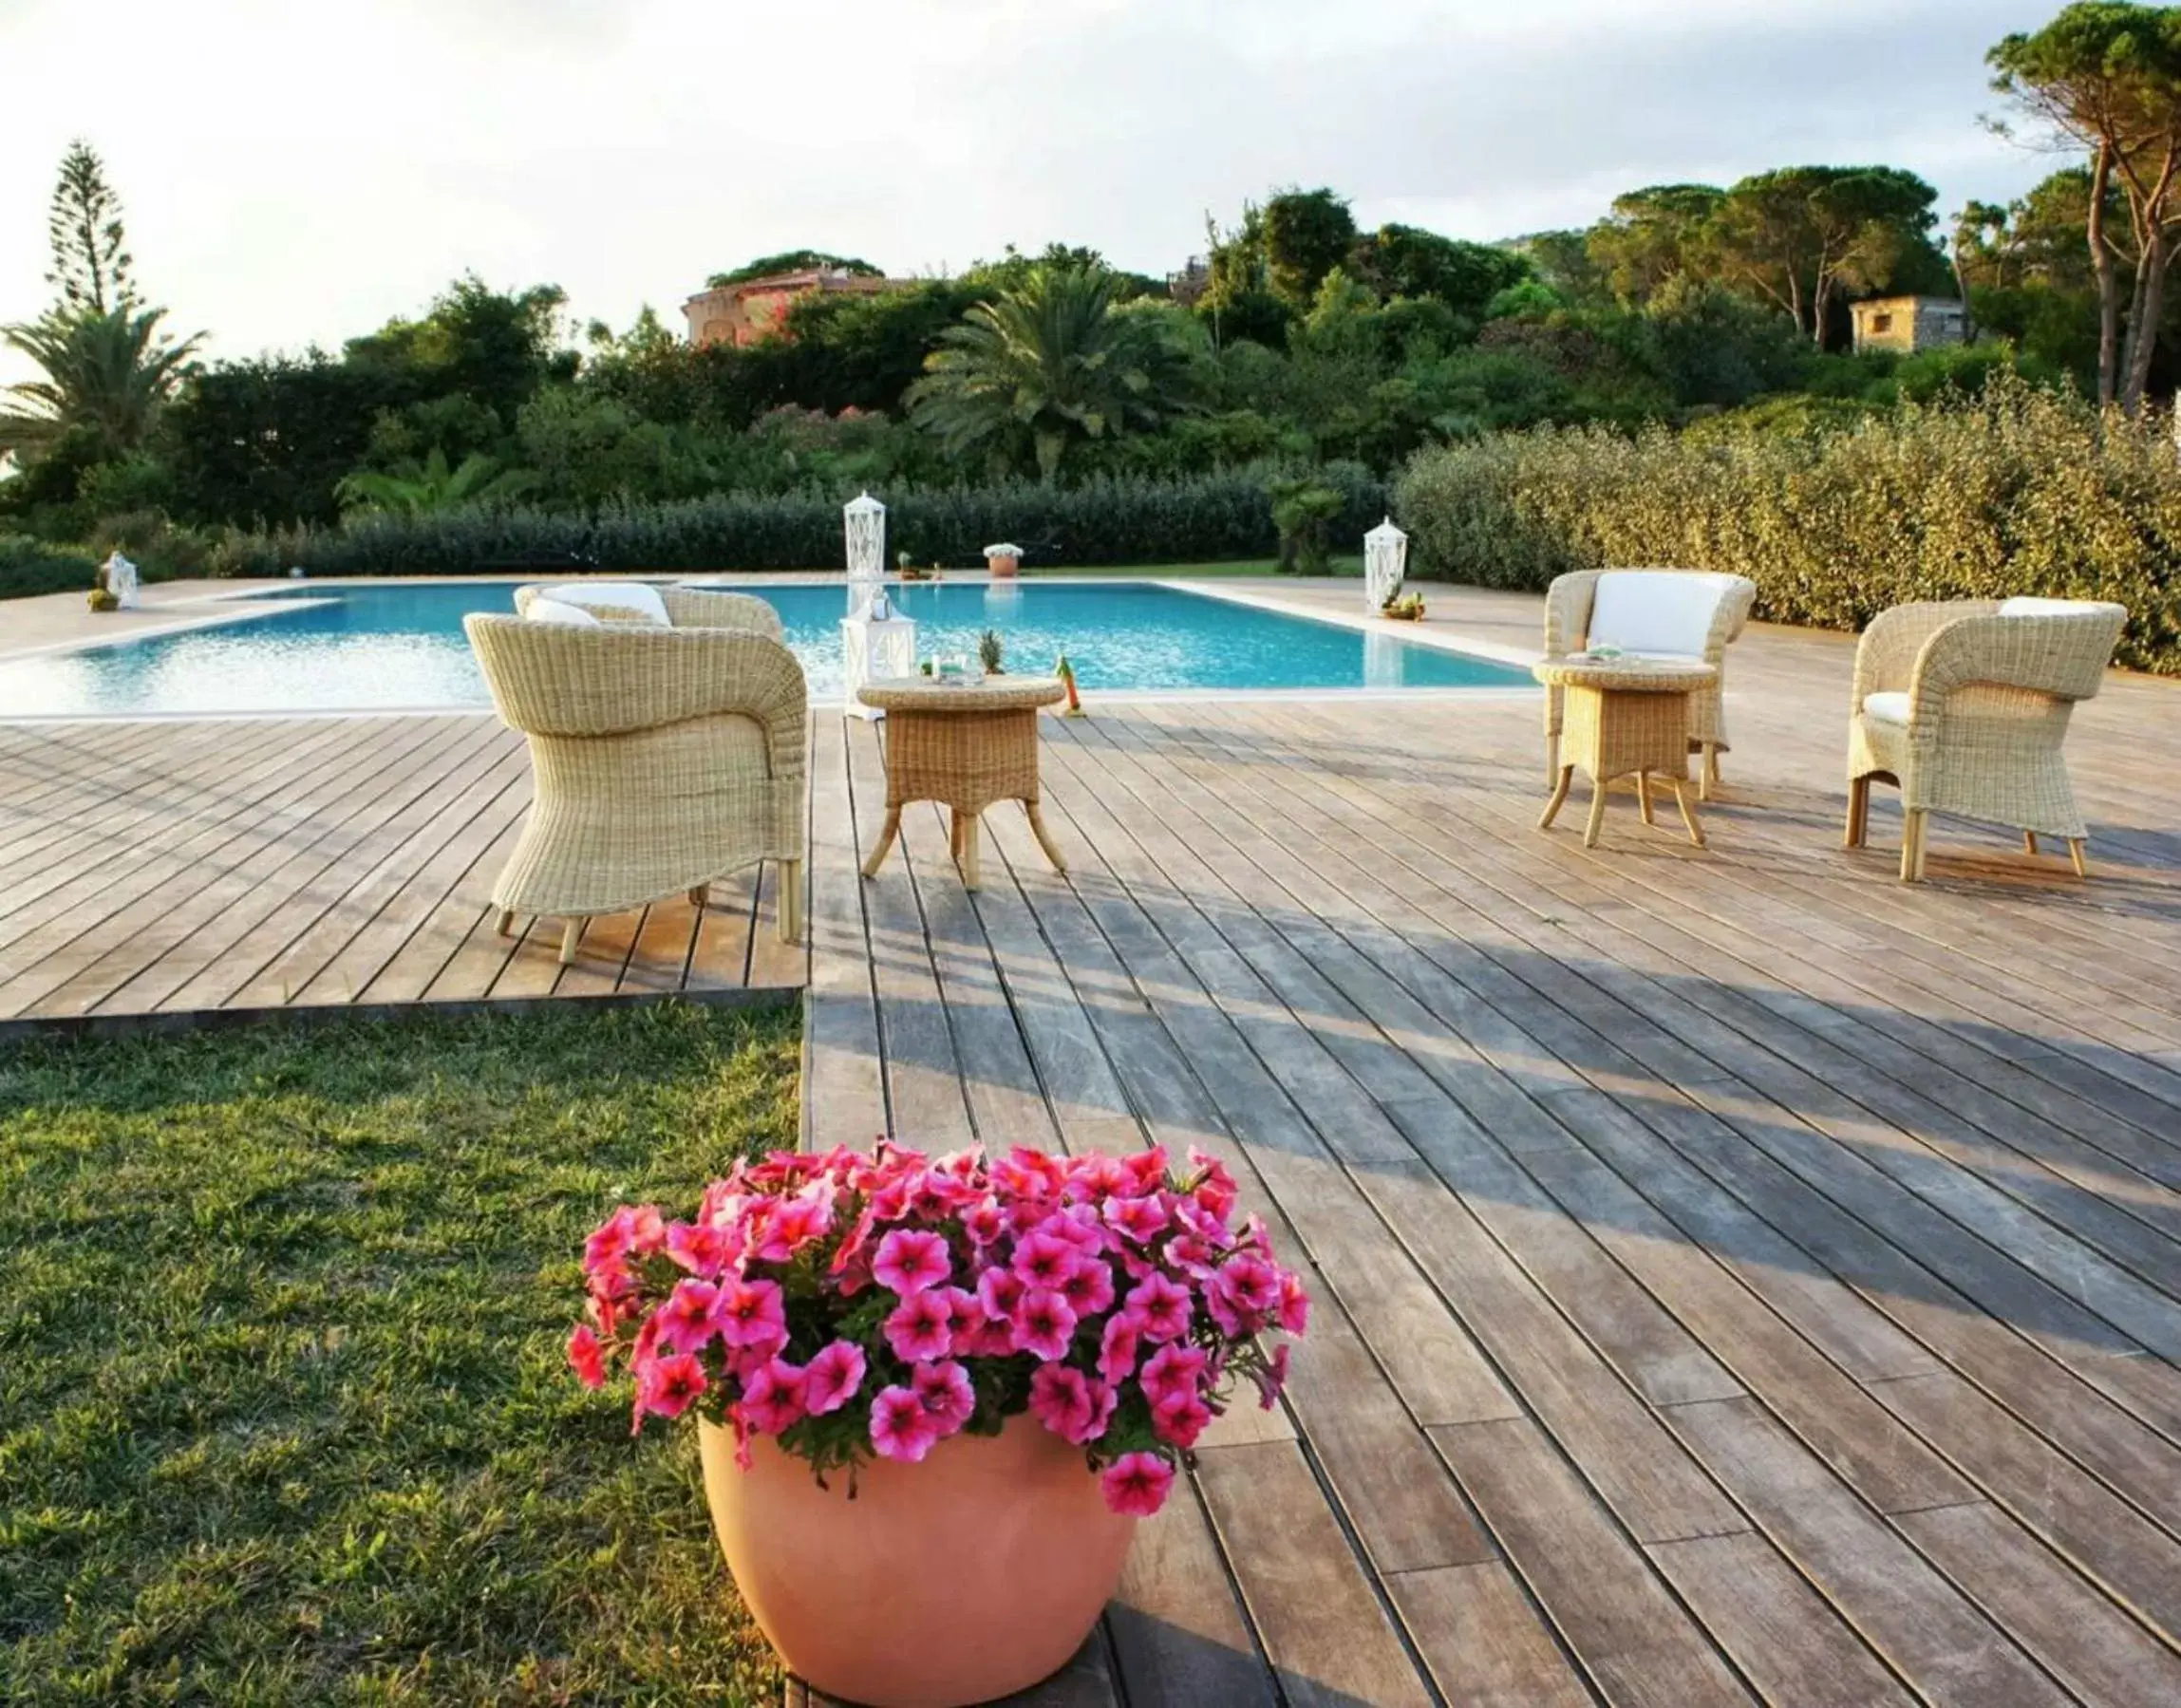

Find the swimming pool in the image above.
[{"left": 0, "top": 580, "right": 1531, "bottom": 717}]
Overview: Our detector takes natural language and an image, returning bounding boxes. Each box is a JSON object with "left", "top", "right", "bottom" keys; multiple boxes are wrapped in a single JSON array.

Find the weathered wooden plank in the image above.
[
  {"left": 1194, "top": 1441, "right": 1435, "bottom": 1708},
  {"left": 1383, "top": 1560, "right": 1592, "bottom": 1708},
  {"left": 1430, "top": 1417, "right": 1752, "bottom": 1707}
]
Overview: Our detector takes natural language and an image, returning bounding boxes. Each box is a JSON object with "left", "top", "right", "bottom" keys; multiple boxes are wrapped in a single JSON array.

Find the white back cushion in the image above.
[
  {"left": 1999, "top": 596, "right": 2094, "bottom": 617},
  {"left": 1862, "top": 690, "right": 1912, "bottom": 726},
  {"left": 523, "top": 596, "right": 602, "bottom": 627},
  {"left": 537, "top": 581, "right": 669, "bottom": 625},
  {"left": 1588, "top": 572, "right": 1739, "bottom": 658}
]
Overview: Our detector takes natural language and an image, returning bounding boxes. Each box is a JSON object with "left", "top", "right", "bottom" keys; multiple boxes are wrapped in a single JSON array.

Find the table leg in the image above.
[
  {"left": 1638, "top": 771, "right": 1656, "bottom": 826},
  {"left": 1537, "top": 766, "right": 1574, "bottom": 831},
  {"left": 1672, "top": 780, "right": 1706, "bottom": 849},
  {"left": 1583, "top": 779, "right": 1609, "bottom": 849},
  {"left": 960, "top": 812, "right": 982, "bottom": 890},
  {"left": 949, "top": 809, "right": 966, "bottom": 862},
  {"left": 1025, "top": 800, "right": 1068, "bottom": 873},
  {"left": 860, "top": 807, "right": 902, "bottom": 879}
]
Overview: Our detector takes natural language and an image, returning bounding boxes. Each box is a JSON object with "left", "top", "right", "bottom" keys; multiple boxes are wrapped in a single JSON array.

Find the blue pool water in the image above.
[{"left": 0, "top": 580, "right": 1529, "bottom": 717}]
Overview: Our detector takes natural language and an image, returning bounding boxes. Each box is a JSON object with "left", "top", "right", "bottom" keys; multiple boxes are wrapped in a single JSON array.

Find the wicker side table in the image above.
[
  {"left": 1531, "top": 657, "right": 1718, "bottom": 849},
  {"left": 855, "top": 677, "right": 1069, "bottom": 890}
]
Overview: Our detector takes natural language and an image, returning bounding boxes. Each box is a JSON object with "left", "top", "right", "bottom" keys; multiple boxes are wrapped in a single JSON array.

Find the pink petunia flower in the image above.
[
  {"left": 803, "top": 1340, "right": 867, "bottom": 1417},
  {"left": 1056, "top": 1256, "right": 1116, "bottom": 1320},
  {"left": 666, "top": 1219, "right": 735, "bottom": 1277},
  {"left": 1043, "top": 1208, "right": 1108, "bottom": 1255},
  {"left": 1099, "top": 1313, "right": 1142, "bottom": 1387},
  {"left": 1140, "top": 1342, "right": 1210, "bottom": 1407},
  {"left": 1103, "top": 1192, "right": 1171, "bottom": 1245},
  {"left": 1253, "top": 1342, "right": 1291, "bottom": 1410},
  {"left": 976, "top": 1266, "right": 1025, "bottom": 1325},
  {"left": 1277, "top": 1272, "right": 1311, "bottom": 1337},
  {"left": 656, "top": 1279, "right": 724, "bottom": 1352},
  {"left": 873, "top": 1229, "right": 952, "bottom": 1297},
  {"left": 567, "top": 1323, "right": 607, "bottom": 1389},
  {"left": 931, "top": 1286, "right": 986, "bottom": 1357},
  {"left": 884, "top": 1288, "right": 956, "bottom": 1364},
  {"left": 740, "top": 1357, "right": 809, "bottom": 1435},
  {"left": 1010, "top": 1286, "right": 1079, "bottom": 1361},
  {"left": 1011, "top": 1229, "right": 1082, "bottom": 1291},
  {"left": 870, "top": 1384, "right": 943, "bottom": 1462},
  {"left": 1028, "top": 1363, "right": 1098, "bottom": 1443},
  {"left": 1186, "top": 1149, "right": 1239, "bottom": 1218},
  {"left": 911, "top": 1359, "right": 977, "bottom": 1432},
  {"left": 960, "top": 1197, "right": 1006, "bottom": 1248},
  {"left": 716, "top": 1277, "right": 788, "bottom": 1356},
  {"left": 1153, "top": 1389, "right": 1213, "bottom": 1448},
  {"left": 1123, "top": 1272, "right": 1193, "bottom": 1343},
  {"left": 1100, "top": 1451, "right": 1176, "bottom": 1516},
  {"left": 1214, "top": 1253, "right": 1283, "bottom": 1324},
  {"left": 635, "top": 1351, "right": 707, "bottom": 1423}
]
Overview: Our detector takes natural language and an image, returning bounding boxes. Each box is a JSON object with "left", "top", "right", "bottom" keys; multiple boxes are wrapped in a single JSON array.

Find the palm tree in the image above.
[
  {"left": 906, "top": 266, "right": 1198, "bottom": 480},
  {"left": 0, "top": 304, "right": 201, "bottom": 463},
  {"left": 334, "top": 447, "right": 538, "bottom": 516}
]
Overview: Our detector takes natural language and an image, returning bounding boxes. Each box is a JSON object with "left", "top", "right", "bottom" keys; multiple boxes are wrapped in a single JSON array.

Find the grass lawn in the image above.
[
  {"left": 1025, "top": 556, "right": 1362, "bottom": 578},
  {"left": 0, "top": 1000, "right": 800, "bottom": 1704}
]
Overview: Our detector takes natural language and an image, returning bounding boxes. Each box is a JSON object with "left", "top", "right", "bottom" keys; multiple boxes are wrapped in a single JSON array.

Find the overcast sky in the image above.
[{"left": 1, "top": 0, "right": 2060, "bottom": 376}]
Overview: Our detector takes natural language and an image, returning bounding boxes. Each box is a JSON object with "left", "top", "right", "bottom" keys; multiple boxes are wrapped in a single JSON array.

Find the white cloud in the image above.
[{"left": 0, "top": 0, "right": 2060, "bottom": 380}]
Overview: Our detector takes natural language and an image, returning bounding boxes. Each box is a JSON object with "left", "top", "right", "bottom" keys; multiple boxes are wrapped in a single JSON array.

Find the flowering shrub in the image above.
[{"left": 570, "top": 1142, "right": 1307, "bottom": 1516}]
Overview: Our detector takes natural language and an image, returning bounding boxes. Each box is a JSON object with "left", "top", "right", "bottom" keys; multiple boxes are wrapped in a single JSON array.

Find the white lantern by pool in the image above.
[
  {"left": 1363, "top": 516, "right": 1408, "bottom": 612},
  {"left": 843, "top": 490, "right": 887, "bottom": 619},
  {"left": 841, "top": 492, "right": 912, "bottom": 718}
]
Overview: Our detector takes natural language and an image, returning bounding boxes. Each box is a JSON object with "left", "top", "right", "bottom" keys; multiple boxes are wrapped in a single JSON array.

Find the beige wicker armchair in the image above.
[
  {"left": 1844, "top": 597, "right": 2127, "bottom": 883},
  {"left": 1544, "top": 570, "right": 1757, "bottom": 798},
  {"left": 465, "top": 611, "right": 808, "bottom": 962}
]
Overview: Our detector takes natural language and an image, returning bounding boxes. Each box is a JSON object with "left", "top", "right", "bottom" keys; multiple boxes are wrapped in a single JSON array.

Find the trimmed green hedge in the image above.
[
  {"left": 217, "top": 468, "right": 1388, "bottom": 580},
  {"left": 0, "top": 535, "right": 100, "bottom": 602},
  {"left": 1392, "top": 377, "right": 2181, "bottom": 675}
]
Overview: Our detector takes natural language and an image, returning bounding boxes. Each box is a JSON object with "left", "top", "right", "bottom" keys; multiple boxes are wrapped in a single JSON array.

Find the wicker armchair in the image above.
[
  {"left": 1844, "top": 598, "right": 2127, "bottom": 882},
  {"left": 465, "top": 613, "right": 808, "bottom": 962},
  {"left": 1543, "top": 570, "right": 1757, "bottom": 797}
]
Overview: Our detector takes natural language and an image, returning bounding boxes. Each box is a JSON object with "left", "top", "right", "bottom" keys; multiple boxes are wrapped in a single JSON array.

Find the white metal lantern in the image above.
[
  {"left": 841, "top": 613, "right": 918, "bottom": 720},
  {"left": 843, "top": 490, "right": 887, "bottom": 619},
  {"left": 1363, "top": 516, "right": 1408, "bottom": 612}
]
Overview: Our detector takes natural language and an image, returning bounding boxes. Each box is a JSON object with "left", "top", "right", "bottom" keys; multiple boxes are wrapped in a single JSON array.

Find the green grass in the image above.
[
  {"left": 0, "top": 1001, "right": 801, "bottom": 1705},
  {"left": 1024, "top": 556, "right": 1362, "bottom": 579}
]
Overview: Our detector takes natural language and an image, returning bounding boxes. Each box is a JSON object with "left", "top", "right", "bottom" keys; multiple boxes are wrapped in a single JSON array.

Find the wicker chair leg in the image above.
[
  {"left": 1582, "top": 781, "right": 1609, "bottom": 849},
  {"left": 2021, "top": 831, "right": 2038, "bottom": 856},
  {"left": 1025, "top": 801, "right": 1068, "bottom": 874},
  {"left": 1638, "top": 772, "right": 1656, "bottom": 826},
  {"left": 1701, "top": 743, "right": 1720, "bottom": 801},
  {"left": 959, "top": 814, "right": 982, "bottom": 891},
  {"left": 2069, "top": 838, "right": 2090, "bottom": 879},
  {"left": 1844, "top": 777, "right": 1870, "bottom": 850},
  {"left": 559, "top": 919, "right": 584, "bottom": 964},
  {"left": 1900, "top": 811, "right": 1927, "bottom": 883},
  {"left": 496, "top": 908, "right": 517, "bottom": 937},
  {"left": 688, "top": 884, "right": 709, "bottom": 910},
  {"left": 1545, "top": 732, "right": 1561, "bottom": 786},
  {"left": 779, "top": 859, "right": 804, "bottom": 942}
]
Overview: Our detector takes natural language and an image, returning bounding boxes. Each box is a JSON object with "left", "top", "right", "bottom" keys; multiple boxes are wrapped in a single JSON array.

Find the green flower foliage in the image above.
[{"left": 1393, "top": 373, "right": 2181, "bottom": 673}]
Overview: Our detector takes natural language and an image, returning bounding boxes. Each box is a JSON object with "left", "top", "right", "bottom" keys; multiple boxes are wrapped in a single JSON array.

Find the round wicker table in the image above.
[
  {"left": 1531, "top": 656, "right": 1719, "bottom": 850},
  {"left": 855, "top": 677, "right": 1069, "bottom": 890}
]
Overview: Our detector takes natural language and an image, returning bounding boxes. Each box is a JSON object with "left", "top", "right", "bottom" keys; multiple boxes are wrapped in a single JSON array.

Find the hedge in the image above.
[
  {"left": 215, "top": 467, "right": 1388, "bottom": 581},
  {"left": 1391, "top": 376, "right": 2181, "bottom": 676},
  {"left": 0, "top": 535, "right": 100, "bottom": 602}
]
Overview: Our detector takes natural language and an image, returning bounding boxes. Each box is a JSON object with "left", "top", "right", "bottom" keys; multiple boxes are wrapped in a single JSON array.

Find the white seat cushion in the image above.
[
  {"left": 1998, "top": 596, "right": 2094, "bottom": 617},
  {"left": 1588, "top": 572, "right": 1739, "bottom": 658},
  {"left": 537, "top": 581, "right": 669, "bottom": 625},
  {"left": 522, "top": 596, "right": 602, "bottom": 627},
  {"left": 1862, "top": 690, "right": 1912, "bottom": 726}
]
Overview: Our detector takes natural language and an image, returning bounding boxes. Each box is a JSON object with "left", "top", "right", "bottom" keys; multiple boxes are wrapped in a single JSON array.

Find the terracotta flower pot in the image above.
[
  {"left": 699, "top": 1417, "right": 1136, "bottom": 1708},
  {"left": 987, "top": 554, "right": 1020, "bottom": 579}
]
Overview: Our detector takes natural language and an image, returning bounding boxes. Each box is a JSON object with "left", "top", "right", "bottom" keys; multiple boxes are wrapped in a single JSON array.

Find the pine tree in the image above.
[{"left": 45, "top": 141, "right": 134, "bottom": 314}]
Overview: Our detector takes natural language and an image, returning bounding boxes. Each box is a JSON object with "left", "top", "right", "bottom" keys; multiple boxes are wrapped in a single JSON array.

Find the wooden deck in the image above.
[{"left": 9, "top": 587, "right": 2181, "bottom": 1703}]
